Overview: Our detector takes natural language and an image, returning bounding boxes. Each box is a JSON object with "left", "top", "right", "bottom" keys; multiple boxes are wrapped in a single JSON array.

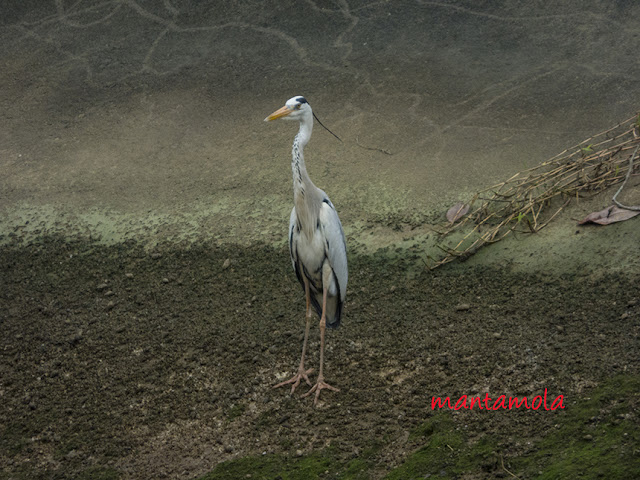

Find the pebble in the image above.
[
  {"left": 583, "top": 434, "right": 593, "bottom": 441},
  {"left": 125, "top": 273, "right": 134, "bottom": 279},
  {"left": 97, "top": 283, "right": 108, "bottom": 291},
  {"left": 620, "top": 312, "right": 629, "bottom": 320},
  {"left": 222, "top": 258, "right": 231, "bottom": 269},
  {"left": 455, "top": 303, "right": 471, "bottom": 311},
  {"left": 151, "top": 253, "right": 162, "bottom": 260},
  {"left": 295, "top": 449, "right": 303, "bottom": 457},
  {"left": 224, "top": 445, "right": 234, "bottom": 453},
  {"left": 65, "top": 450, "right": 78, "bottom": 459},
  {"left": 162, "top": 278, "right": 169, "bottom": 284},
  {"left": 70, "top": 332, "right": 83, "bottom": 345},
  {"left": 279, "top": 415, "right": 290, "bottom": 424}
]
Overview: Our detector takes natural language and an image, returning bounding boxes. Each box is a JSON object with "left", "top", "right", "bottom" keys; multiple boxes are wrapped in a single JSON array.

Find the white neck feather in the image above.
[{"left": 291, "top": 116, "right": 321, "bottom": 237}]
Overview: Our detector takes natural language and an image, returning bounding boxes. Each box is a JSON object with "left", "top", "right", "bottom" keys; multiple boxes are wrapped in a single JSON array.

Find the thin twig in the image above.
[
  {"left": 355, "top": 137, "right": 393, "bottom": 155},
  {"left": 500, "top": 454, "right": 521, "bottom": 480},
  {"left": 612, "top": 146, "right": 640, "bottom": 211}
]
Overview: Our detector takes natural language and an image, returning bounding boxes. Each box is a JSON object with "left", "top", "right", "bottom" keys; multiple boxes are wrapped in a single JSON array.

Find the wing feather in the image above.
[
  {"left": 288, "top": 206, "right": 297, "bottom": 271},
  {"left": 319, "top": 198, "right": 348, "bottom": 302}
]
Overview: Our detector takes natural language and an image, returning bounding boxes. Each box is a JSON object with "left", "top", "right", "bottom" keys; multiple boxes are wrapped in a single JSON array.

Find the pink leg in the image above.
[
  {"left": 273, "top": 277, "right": 314, "bottom": 393},
  {"left": 302, "top": 282, "right": 339, "bottom": 405}
]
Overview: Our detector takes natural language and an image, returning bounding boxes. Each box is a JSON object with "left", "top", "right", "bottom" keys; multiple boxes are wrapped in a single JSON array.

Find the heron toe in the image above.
[
  {"left": 302, "top": 377, "right": 340, "bottom": 406},
  {"left": 273, "top": 367, "right": 315, "bottom": 394}
]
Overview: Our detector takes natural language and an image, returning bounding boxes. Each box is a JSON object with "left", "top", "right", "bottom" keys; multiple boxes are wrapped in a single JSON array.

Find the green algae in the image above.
[{"left": 198, "top": 375, "right": 640, "bottom": 480}]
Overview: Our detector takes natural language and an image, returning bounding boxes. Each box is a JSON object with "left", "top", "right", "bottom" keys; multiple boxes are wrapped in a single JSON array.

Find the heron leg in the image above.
[
  {"left": 273, "top": 277, "right": 314, "bottom": 394},
  {"left": 302, "top": 278, "right": 339, "bottom": 406}
]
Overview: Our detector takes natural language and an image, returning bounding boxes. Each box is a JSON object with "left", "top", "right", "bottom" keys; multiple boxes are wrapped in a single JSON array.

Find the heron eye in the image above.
[{"left": 295, "top": 104, "right": 301, "bottom": 110}]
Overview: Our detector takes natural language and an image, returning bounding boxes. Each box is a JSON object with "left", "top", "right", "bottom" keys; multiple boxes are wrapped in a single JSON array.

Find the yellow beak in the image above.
[{"left": 264, "top": 105, "right": 292, "bottom": 122}]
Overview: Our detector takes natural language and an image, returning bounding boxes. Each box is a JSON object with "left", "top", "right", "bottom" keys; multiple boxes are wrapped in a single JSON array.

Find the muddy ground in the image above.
[
  {"left": 1, "top": 237, "right": 639, "bottom": 479},
  {"left": 2, "top": 1, "right": 640, "bottom": 479}
]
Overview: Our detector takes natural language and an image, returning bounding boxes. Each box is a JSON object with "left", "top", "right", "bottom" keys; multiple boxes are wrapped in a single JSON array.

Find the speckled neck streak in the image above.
[{"left": 291, "top": 120, "right": 321, "bottom": 238}]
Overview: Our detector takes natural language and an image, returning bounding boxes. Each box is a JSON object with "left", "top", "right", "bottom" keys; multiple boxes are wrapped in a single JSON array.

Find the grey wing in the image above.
[
  {"left": 319, "top": 198, "right": 348, "bottom": 301},
  {"left": 288, "top": 206, "right": 298, "bottom": 272}
]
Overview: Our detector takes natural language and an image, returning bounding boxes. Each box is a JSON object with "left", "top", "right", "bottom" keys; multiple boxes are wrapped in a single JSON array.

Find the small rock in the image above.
[
  {"left": 162, "top": 278, "right": 169, "bottom": 284},
  {"left": 620, "top": 312, "right": 629, "bottom": 320},
  {"left": 105, "top": 290, "right": 114, "bottom": 297},
  {"left": 222, "top": 258, "right": 231, "bottom": 269},
  {"left": 125, "top": 273, "right": 134, "bottom": 279},
  {"left": 455, "top": 303, "right": 471, "bottom": 312},
  {"left": 278, "top": 415, "right": 290, "bottom": 424},
  {"left": 583, "top": 434, "right": 593, "bottom": 441},
  {"left": 492, "top": 332, "right": 501, "bottom": 339},
  {"left": 627, "top": 299, "right": 637, "bottom": 307},
  {"left": 224, "top": 445, "right": 234, "bottom": 453},
  {"left": 151, "top": 253, "right": 162, "bottom": 260},
  {"left": 556, "top": 325, "right": 564, "bottom": 332},
  {"left": 65, "top": 449, "right": 78, "bottom": 459},
  {"left": 106, "top": 301, "right": 115, "bottom": 311},
  {"left": 390, "top": 285, "right": 396, "bottom": 292},
  {"left": 295, "top": 449, "right": 303, "bottom": 457},
  {"left": 97, "top": 283, "right": 108, "bottom": 291}
]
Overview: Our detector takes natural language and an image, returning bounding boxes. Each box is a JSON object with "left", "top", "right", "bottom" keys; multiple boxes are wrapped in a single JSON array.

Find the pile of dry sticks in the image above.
[{"left": 429, "top": 113, "right": 640, "bottom": 269}]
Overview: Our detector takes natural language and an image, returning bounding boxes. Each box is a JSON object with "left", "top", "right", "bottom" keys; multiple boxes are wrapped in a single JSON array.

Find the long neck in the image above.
[
  {"left": 292, "top": 119, "right": 321, "bottom": 237},
  {"left": 292, "top": 120, "right": 313, "bottom": 192}
]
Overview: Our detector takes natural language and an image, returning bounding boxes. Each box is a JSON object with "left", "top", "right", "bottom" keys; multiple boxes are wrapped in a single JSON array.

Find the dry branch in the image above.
[{"left": 428, "top": 114, "right": 640, "bottom": 269}]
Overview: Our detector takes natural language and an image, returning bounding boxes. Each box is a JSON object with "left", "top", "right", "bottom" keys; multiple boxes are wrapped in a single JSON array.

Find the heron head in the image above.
[{"left": 264, "top": 96, "right": 311, "bottom": 122}]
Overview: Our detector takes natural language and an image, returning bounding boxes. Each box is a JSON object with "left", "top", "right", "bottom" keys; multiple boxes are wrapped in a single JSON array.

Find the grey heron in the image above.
[{"left": 265, "top": 96, "right": 348, "bottom": 405}]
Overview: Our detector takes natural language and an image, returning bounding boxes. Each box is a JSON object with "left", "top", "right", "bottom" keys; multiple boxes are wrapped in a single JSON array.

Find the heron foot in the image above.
[
  {"left": 273, "top": 367, "right": 314, "bottom": 394},
  {"left": 302, "top": 376, "right": 340, "bottom": 406}
]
